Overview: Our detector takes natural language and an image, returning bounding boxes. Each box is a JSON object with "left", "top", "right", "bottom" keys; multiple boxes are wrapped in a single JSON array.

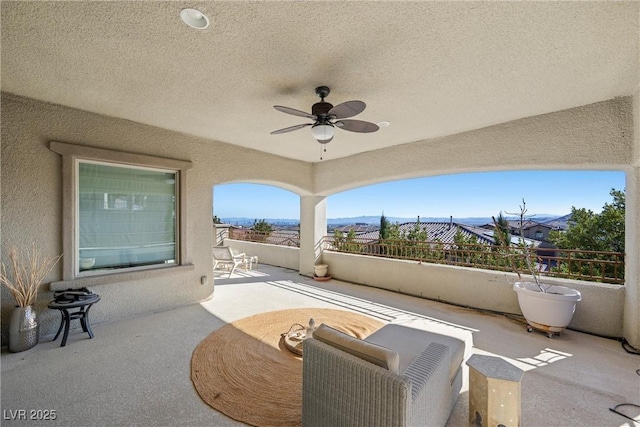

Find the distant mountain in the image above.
[
  {"left": 541, "top": 214, "right": 572, "bottom": 230},
  {"left": 327, "top": 216, "right": 493, "bottom": 226},
  {"left": 221, "top": 217, "right": 300, "bottom": 226},
  {"left": 220, "top": 214, "right": 567, "bottom": 227}
]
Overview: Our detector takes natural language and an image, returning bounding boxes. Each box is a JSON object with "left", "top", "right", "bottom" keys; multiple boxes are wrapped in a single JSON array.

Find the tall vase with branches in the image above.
[{"left": 1, "top": 244, "right": 61, "bottom": 352}]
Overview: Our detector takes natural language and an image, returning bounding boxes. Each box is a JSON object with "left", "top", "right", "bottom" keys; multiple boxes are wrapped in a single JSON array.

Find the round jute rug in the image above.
[{"left": 191, "top": 308, "right": 384, "bottom": 427}]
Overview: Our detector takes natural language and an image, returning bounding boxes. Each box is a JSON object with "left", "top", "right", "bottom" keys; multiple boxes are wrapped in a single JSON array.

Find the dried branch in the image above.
[
  {"left": 497, "top": 199, "right": 548, "bottom": 292},
  {"left": 0, "top": 244, "right": 62, "bottom": 307}
]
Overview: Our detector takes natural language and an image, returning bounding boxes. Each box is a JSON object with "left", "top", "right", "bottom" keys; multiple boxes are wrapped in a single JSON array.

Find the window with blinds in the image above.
[{"left": 77, "top": 161, "right": 177, "bottom": 273}]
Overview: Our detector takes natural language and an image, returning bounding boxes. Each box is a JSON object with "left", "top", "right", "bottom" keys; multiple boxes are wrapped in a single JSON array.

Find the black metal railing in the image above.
[
  {"left": 321, "top": 236, "right": 625, "bottom": 285},
  {"left": 223, "top": 229, "right": 625, "bottom": 284}
]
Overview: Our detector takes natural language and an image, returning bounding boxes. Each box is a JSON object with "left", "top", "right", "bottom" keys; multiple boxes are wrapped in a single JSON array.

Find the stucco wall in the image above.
[
  {"left": 2, "top": 92, "right": 636, "bottom": 347},
  {"left": 321, "top": 251, "right": 625, "bottom": 338},
  {"left": 0, "top": 93, "right": 313, "bottom": 344},
  {"left": 223, "top": 239, "right": 299, "bottom": 271},
  {"left": 314, "top": 97, "right": 633, "bottom": 195}
]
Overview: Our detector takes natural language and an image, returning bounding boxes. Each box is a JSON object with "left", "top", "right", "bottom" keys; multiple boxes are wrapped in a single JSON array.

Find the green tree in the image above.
[
  {"left": 549, "top": 189, "right": 625, "bottom": 282},
  {"left": 386, "top": 222, "right": 401, "bottom": 240},
  {"left": 405, "top": 216, "right": 428, "bottom": 242},
  {"left": 549, "top": 189, "right": 625, "bottom": 253},
  {"left": 345, "top": 229, "right": 361, "bottom": 252},
  {"left": 384, "top": 222, "right": 402, "bottom": 257},
  {"left": 379, "top": 213, "right": 390, "bottom": 255},
  {"left": 333, "top": 228, "right": 360, "bottom": 253},
  {"left": 397, "top": 217, "right": 428, "bottom": 260},
  {"left": 380, "top": 212, "right": 390, "bottom": 240},
  {"left": 453, "top": 230, "right": 489, "bottom": 266},
  {"left": 493, "top": 212, "right": 511, "bottom": 248},
  {"left": 253, "top": 219, "right": 272, "bottom": 233},
  {"left": 249, "top": 219, "right": 272, "bottom": 242},
  {"left": 333, "top": 229, "right": 345, "bottom": 250}
]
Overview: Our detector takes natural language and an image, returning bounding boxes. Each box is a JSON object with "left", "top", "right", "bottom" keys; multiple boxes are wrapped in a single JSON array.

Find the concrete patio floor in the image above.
[{"left": 1, "top": 265, "right": 639, "bottom": 426}]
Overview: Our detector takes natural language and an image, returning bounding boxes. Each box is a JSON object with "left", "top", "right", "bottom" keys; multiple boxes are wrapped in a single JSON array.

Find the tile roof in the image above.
[
  {"left": 353, "top": 222, "right": 543, "bottom": 248},
  {"left": 332, "top": 224, "right": 380, "bottom": 234}
]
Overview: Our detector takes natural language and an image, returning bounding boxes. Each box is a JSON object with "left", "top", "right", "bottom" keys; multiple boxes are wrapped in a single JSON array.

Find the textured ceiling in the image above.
[{"left": 1, "top": 1, "right": 638, "bottom": 163}]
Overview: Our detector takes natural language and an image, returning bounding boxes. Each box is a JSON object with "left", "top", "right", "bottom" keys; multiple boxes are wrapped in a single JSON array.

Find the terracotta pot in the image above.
[{"left": 9, "top": 305, "right": 39, "bottom": 352}]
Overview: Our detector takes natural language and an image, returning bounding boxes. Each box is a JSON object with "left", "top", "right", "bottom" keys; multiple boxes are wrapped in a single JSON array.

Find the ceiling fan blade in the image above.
[
  {"left": 274, "top": 105, "right": 316, "bottom": 120},
  {"left": 329, "top": 100, "right": 366, "bottom": 119},
  {"left": 335, "top": 119, "right": 379, "bottom": 133},
  {"left": 270, "top": 123, "right": 312, "bottom": 135}
]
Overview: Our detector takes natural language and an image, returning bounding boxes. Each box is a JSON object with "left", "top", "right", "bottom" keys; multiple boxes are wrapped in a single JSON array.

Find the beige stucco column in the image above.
[
  {"left": 624, "top": 87, "right": 640, "bottom": 349},
  {"left": 299, "top": 195, "right": 327, "bottom": 277}
]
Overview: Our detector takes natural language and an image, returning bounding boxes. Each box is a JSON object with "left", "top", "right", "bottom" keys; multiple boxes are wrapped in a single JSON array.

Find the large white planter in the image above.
[{"left": 513, "top": 282, "right": 582, "bottom": 337}]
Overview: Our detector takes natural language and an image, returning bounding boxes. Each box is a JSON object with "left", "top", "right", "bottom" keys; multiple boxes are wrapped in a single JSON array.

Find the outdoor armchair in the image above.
[
  {"left": 302, "top": 324, "right": 463, "bottom": 427},
  {"left": 212, "top": 246, "right": 246, "bottom": 277}
]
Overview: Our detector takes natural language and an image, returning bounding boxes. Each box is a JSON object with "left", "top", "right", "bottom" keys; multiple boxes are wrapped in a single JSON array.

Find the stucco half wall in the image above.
[
  {"left": 222, "top": 239, "right": 299, "bottom": 271},
  {"left": 0, "top": 93, "right": 314, "bottom": 344},
  {"left": 321, "top": 251, "right": 625, "bottom": 338}
]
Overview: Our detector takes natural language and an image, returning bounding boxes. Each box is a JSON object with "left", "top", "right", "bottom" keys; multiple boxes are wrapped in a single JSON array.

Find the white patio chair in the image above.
[{"left": 212, "top": 246, "right": 246, "bottom": 277}]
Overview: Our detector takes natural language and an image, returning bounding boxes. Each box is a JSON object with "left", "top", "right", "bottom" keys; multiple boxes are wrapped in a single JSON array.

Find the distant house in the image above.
[
  {"left": 505, "top": 220, "right": 554, "bottom": 241},
  {"left": 481, "top": 218, "right": 564, "bottom": 242}
]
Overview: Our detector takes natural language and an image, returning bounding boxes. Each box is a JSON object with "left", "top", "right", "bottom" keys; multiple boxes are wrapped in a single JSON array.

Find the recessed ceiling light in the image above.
[
  {"left": 180, "top": 8, "right": 210, "bottom": 30},
  {"left": 377, "top": 121, "right": 391, "bottom": 128}
]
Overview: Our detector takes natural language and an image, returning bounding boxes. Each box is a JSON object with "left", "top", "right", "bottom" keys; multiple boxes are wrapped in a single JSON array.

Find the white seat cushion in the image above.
[{"left": 365, "top": 324, "right": 464, "bottom": 380}]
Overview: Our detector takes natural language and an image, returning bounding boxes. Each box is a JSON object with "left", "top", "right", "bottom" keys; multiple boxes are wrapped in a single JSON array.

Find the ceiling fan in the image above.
[{"left": 270, "top": 86, "right": 379, "bottom": 145}]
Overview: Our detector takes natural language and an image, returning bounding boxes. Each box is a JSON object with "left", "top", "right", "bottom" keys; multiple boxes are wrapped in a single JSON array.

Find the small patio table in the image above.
[{"left": 48, "top": 291, "right": 100, "bottom": 347}]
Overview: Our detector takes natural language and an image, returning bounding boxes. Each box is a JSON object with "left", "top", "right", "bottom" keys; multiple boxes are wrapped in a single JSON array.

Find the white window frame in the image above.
[{"left": 50, "top": 142, "right": 192, "bottom": 284}]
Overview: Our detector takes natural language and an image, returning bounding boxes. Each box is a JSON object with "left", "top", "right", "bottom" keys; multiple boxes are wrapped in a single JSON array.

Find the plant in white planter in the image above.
[{"left": 494, "top": 200, "right": 581, "bottom": 338}]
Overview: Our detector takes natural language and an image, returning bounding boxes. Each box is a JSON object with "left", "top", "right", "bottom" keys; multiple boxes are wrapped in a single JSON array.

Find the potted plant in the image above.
[
  {"left": 494, "top": 200, "right": 581, "bottom": 338},
  {"left": 1, "top": 244, "right": 61, "bottom": 352}
]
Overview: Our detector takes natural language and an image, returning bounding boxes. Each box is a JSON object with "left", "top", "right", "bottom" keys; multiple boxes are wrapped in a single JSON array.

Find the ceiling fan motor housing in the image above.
[{"left": 312, "top": 101, "right": 334, "bottom": 118}]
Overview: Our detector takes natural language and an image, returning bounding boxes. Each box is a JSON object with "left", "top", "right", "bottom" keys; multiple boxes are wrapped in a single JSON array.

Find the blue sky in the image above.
[{"left": 213, "top": 170, "right": 625, "bottom": 219}]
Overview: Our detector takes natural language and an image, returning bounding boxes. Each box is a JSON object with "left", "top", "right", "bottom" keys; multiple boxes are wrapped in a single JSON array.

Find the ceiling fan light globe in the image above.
[{"left": 311, "top": 124, "right": 335, "bottom": 141}]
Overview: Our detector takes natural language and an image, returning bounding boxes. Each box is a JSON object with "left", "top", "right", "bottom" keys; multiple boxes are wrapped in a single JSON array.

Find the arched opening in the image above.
[
  {"left": 327, "top": 170, "right": 625, "bottom": 221},
  {"left": 212, "top": 182, "right": 303, "bottom": 271},
  {"left": 213, "top": 183, "right": 301, "bottom": 227},
  {"left": 325, "top": 169, "right": 626, "bottom": 284}
]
